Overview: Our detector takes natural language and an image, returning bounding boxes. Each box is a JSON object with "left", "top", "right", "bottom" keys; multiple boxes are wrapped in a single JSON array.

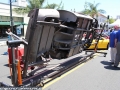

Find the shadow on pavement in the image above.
[
  {"left": 7, "top": 76, "right": 11, "bottom": 79},
  {"left": 101, "top": 60, "right": 112, "bottom": 65},
  {"left": 101, "top": 60, "right": 120, "bottom": 70},
  {"left": 4, "top": 64, "right": 9, "bottom": 67},
  {"left": 104, "top": 65, "right": 120, "bottom": 70}
]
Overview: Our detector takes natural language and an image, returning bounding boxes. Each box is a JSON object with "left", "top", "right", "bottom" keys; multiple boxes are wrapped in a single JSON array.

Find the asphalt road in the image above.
[
  {"left": 0, "top": 38, "right": 7, "bottom": 41},
  {"left": 43, "top": 50, "right": 120, "bottom": 90},
  {"left": 0, "top": 46, "right": 11, "bottom": 85},
  {"left": 0, "top": 46, "right": 120, "bottom": 90}
]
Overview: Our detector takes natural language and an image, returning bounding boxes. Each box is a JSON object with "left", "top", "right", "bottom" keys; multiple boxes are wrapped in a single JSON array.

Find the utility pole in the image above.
[
  {"left": 107, "top": 15, "right": 109, "bottom": 30},
  {"left": 74, "top": 8, "right": 75, "bottom": 13},
  {"left": 10, "top": 0, "right": 14, "bottom": 33}
]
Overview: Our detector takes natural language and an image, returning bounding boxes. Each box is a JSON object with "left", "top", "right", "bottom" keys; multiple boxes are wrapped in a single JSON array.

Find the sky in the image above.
[{"left": 0, "top": 0, "right": 119, "bottom": 18}]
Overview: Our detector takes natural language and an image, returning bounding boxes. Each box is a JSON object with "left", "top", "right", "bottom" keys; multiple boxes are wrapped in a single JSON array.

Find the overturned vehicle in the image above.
[{"left": 1, "top": 9, "right": 106, "bottom": 87}]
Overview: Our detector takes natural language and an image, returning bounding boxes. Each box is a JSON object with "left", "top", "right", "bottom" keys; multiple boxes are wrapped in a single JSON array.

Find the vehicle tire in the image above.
[{"left": 106, "top": 43, "right": 109, "bottom": 50}]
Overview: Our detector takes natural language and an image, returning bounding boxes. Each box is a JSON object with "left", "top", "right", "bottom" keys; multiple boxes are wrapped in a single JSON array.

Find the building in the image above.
[
  {"left": 116, "top": 15, "right": 120, "bottom": 19},
  {"left": 0, "top": 0, "right": 29, "bottom": 39},
  {"left": 77, "top": 12, "right": 107, "bottom": 29},
  {"left": 95, "top": 13, "right": 107, "bottom": 28},
  {"left": 12, "top": 0, "right": 27, "bottom": 7}
]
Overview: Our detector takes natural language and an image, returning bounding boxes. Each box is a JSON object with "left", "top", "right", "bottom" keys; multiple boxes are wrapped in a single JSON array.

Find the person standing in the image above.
[
  {"left": 109, "top": 25, "right": 118, "bottom": 64},
  {"left": 114, "top": 25, "right": 120, "bottom": 67},
  {"left": 7, "top": 28, "right": 13, "bottom": 41},
  {"left": 3, "top": 28, "right": 13, "bottom": 55}
]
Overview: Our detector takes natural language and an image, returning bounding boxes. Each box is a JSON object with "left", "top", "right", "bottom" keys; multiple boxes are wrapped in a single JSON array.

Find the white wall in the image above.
[
  {"left": 97, "top": 15, "right": 107, "bottom": 24},
  {"left": 12, "top": 0, "right": 28, "bottom": 7},
  {"left": 0, "top": 3, "right": 25, "bottom": 17},
  {"left": 94, "top": 14, "right": 107, "bottom": 28},
  {"left": 0, "top": 3, "right": 29, "bottom": 36},
  {"left": 23, "top": 16, "right": 29, "bottom": 36}
]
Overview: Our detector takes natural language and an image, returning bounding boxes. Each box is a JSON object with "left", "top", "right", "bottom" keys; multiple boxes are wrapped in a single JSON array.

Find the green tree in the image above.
[
  {"left": 57, "top": 1, "right": 64, "bottom": 10},
  {"left": 44, "top": 3, "right": 58, "bottom": 9},
  {"left": 108, "top": 17, "right": 115, "bottom": 24},
  {"left": 13, "top": 0, "right": 64, "bottom": 15},
  {"left": 44, "top": 1, "right": 64, "bottom": 9},
  {"left": 82, "top": 1, "right": 106, "bottom": 18},
  {"left": 13, "top": 0, "right": 45, "bottom": 14}
]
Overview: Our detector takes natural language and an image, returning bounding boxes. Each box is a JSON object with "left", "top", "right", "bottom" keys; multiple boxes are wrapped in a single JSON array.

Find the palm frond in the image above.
[
  {"left": 44, "top": 3, "right": 58, "bottom": 9},
  {"left": 13, "top": 0, "right": 64, "bottom": 14},
  {"left": 82, "top": 1, "right": 106, "bottom": 18},
  {"left": 95, "top": 3, "right": 100, "bottom": 8},
  {"left": 13, "top": 0, "right": 45, "bottom": 14},
  {"left": 60, "top": 4, "right": 64, "bottom": 10},
  {"left": 57, "top": 1, "right": 64, "bottom": 10},
  {"left": 28, "top": 0, "right": 45, "bottom": 9},
  {"left": 81, "top": 9, "right": 91, "bottom": 15},
  {"left": 98, "top": 9, "right": 106, "bottom": 14},
  {"left": 13, "top": 7, "right": 30, "bottom": 15}
]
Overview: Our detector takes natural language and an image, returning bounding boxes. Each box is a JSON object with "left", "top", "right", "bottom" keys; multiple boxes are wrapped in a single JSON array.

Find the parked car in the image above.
[{"left": 88, "top": 37, "right": 109, "bottom": 50}]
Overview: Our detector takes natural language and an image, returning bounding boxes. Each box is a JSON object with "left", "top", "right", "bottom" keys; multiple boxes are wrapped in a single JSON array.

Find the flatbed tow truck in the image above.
[{"left": 0, "top": 9, "right": 107, "bottom": 88}]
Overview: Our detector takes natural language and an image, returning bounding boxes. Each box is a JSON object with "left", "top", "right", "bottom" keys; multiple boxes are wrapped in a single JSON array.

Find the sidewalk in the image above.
[
  {"left": 0, "top": 36, "right": 25, "bottom": 46},
  {"left": 0, "top": 37, "right": 7, "bottom": 46}
]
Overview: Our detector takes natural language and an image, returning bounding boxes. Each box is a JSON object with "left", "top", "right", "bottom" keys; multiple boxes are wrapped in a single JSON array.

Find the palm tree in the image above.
[
  {"left": 44, "top": 3, "right": 58, "bottom": 9},
  {"left": 13, "top": 0, "right": 64, "bottom": 15},
  {"left": 13, "top": 0, "right": 44, "bottom": 14},
  {"left": 57, "top": 1, "right": 64, "bottom": 10},
  {"left": 108, "top": 17, "right": 115, "bottom": 24},
  {"left": 44, "top": 1, "right": 64, "bottom": 10},
  {"left": 81, "top": 1, "right": 106, "bottom": 18}
]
